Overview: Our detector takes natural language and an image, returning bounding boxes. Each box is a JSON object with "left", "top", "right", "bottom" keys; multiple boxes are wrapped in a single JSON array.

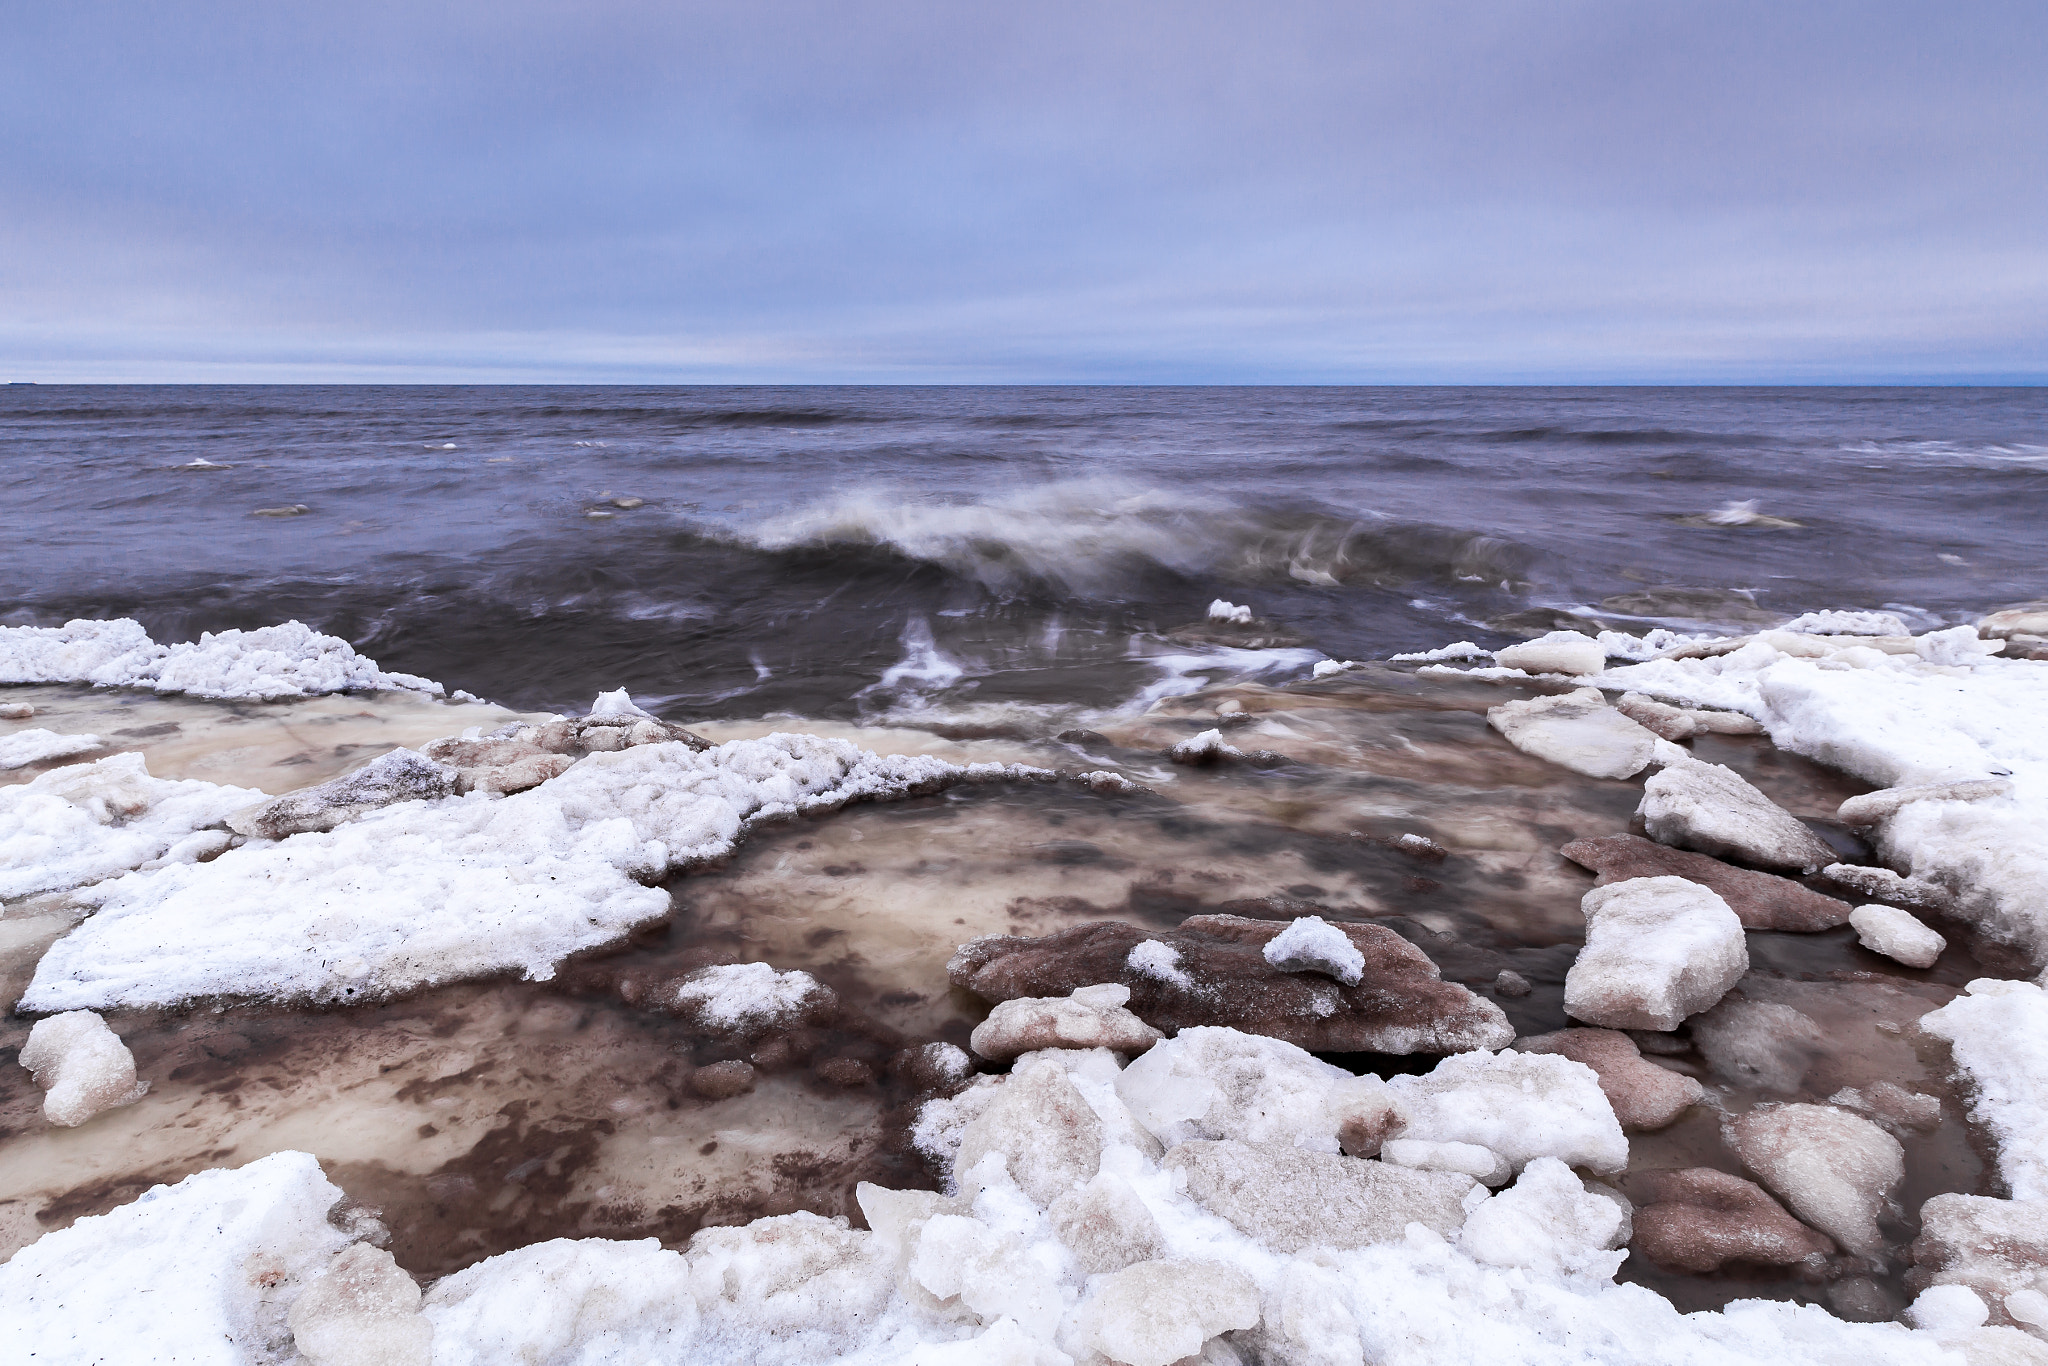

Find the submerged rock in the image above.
[
  {"left": 19, "top": 1009, "right": 148, "bottom": 1127},
  {"left": 1560, "top": 833, "right": 1854, "bottom": 931},
  {"left": 1689, "top": 995, "right": 1827, "bottom": 1093},
  {"left": 1726, "top": 1103, "right": 1903, "bottom": 1257},
  {"left": 228, "top": 747, "right": 459, "bottom": 839},
  {"left": 1162, "top": 1140, "right": 1474, "bottom": 1253},
  {"left": 1627, "top": 1168, "right": 1834, "bottom": 1273},
  {"left": 947, "top": 914, "right": 1514, "bottom": 1055},
  {"left": 1564, "top": 876, "right": 1747, "bottom": 1032},
  {"left": 1516, "top": 1027, "right": 1704, "bottom": 1132},
  {"left": 1486, "top": 687, "right": 1672, "bottom": 779},
  {"left": 968, "top": 982, "right": 1164, "bottom": 1062},
  {"left": 1638, "top": 757, "right": 1838, "bottom": 873}
]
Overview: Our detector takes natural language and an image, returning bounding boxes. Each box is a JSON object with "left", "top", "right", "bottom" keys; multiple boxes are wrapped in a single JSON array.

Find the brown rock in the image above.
[
  {"left": 947, "top": 914, "right": 1513, "bottom": 1055},
  {"left": 814, "top": 1056, "right": 875, "bottom": 1087},
  {"left": 1561, "top": 834, "right": 1852, "bottom": 931},
  {"left": 1627, "top": 1168, "right": 1835, "bottom": 1272},
  {"left": 688, "top": 1060, "right": 757, "bottom": 1099},
  {"left": 1516, "top": 1028, "right": 1704, "bottom": 1132},
  {"left": 419, "top": 735, "right": 577, "bottom": 794}
]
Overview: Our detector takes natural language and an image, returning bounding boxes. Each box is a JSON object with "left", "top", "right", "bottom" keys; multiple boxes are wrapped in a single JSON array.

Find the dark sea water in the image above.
[{"left": 3, "top": 385, "right": 2043, "bottom": 718}]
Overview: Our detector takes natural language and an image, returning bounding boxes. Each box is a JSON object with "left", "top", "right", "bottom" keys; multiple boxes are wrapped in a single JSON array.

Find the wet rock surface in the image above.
[
  {"left": 1627, "top": 1168, "right": 1835, "bottom": 1273},
  {"left": 227, "top": 747, "right": 459, "bottom": 839},
  {"left": 1561, "top": 833, "right": 1855, "bottom": 931},
  {"left": 948, "top": 913, "right": 1514, "bottom": 1054}
]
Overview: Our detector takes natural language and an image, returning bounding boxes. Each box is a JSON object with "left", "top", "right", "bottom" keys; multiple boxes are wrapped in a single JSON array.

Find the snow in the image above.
[
  {"left": 1780, "top": 610, "right": 1913, "bottom": 637},
  {"left": 1126, "top": 938, "right": 1194, "bottom": 988},
  {"left": 0, "top": 617, "right": 445, "bottom": 699},
  {"left": 1261, "top": 914, "right": 1367, "bottom": 985},
  {"left": 17, "top": 1009, "right": 147, "bottom": 1126},
  {"left": 1387, "top": 1048, "right": 1629, "bottom": 1176},
  {"left": 0, "top": 751, "right": 263, "bottom": 901},
  {"left": 1312, "top": 658, "right": 1357, "bottom": 678},
  {"left": 20, "top": 734, "right": 1051, "bottom": 1011},
  {"left": 0, "top": 726, "right": 103, "bottom": 769},
  {"left": 1920, "top": 979, "right": 2048, "bottom": 1201},
  {"left": 1207, "top": 600, "right": 1253, "bottom": 624},
  {"left": 670, "top": 962, "right": 834, "bottom": 1029},
  {"left": 1392, "top": 641, "right": 1489, "bottom": 662}
]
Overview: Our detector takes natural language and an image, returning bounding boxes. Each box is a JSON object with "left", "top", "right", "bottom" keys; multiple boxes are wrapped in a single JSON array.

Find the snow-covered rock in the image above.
[
  {"left": 1565, "top": 876, "right": 1748, "bottom": 1032},
  {"left": 970, "top": 983, "right": 1164, "bottom": 1062}
]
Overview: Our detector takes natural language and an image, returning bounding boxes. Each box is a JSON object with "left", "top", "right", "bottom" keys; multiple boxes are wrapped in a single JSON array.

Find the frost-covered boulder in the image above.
[
  {"left": 1565, "top": 876, "right": 1748, "bottom": 1031},
  {"left": 1114, "top": 1026, "right": 1399, "bottom": 1153},
  {"left": 18, "top": 1009, "right": 147, "bottom": 1126},
  {"left": 1561, "top": 833, "right": 1853, "bottom": 931},
  {"left": 1487, "top": 687, "right": 1673, "bottom": 779},
  {"left": 1628, "top": 1168, "right": 1834, "bottom": 1273},
  {"left": 1517, "top": 1028, "right": 1704, "bottom": 1132},
  {"left": 227, "top": 747, "right": 459, "bottom": 839},
  {"left": 969, "top": 982, "right": 1164, "bottom": 1062},
  {"left": 1493, "top": 632, "right": 1607, "bottom": 676},
  {"left": 1459, "top": 1158, "right": 1629, "bottom": 1280},
  {"left": 288, "top": 1243, "right": 432, "bottom": 1366},
  {"left": 1638, "top": 757, "right": 1838, "bottom": 873},
  {"left": 0, "top": 726, "right": 104, "bottom": 770},
  {"left": 950, "top": 914, "right": 1513, "bottom": 1055},
  {"left": 1727, "top": 1104, "right": 1903, "bottom": 1257},
  {"left": 1849, "top": 905, "right": 1947, "bottom": 969},
  {"left": 1388, "top": 1048, "right": 1628, "bottom": 1176},
  {"left": 0, "top": 752, "right": 260, "bottom": 900},
  {"left": 1162, "top": 1140, "right": 1474, "bottom": 1252}
]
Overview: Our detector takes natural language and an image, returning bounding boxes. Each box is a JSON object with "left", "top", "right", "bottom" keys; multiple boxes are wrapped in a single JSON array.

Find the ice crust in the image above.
[
  {"left": 21, "top": 735, "right": 1051, "bottom": 1010},
  {"left": 0, "top": 751, "right": 263, "bottom": 900},
  {"left": 1487, "top": 687, "right": 1674, "bottom": 779},
  {"left": 0, "top": 726, "right": 104, "bottom": 769},
  {"left": 0, "top": 617, "right": 445, "bottom": 699}
]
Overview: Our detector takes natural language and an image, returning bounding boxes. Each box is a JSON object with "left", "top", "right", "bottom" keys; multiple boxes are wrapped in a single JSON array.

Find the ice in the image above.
[
  {"left": 589, "top": 686, "right": 654, "bottom": 717},
  {"left": 1726, "top": 1104, "right": 1903, "bottom": 1256},
  {"left": 1487, "top": 687, "right": 1674, "bottom": 779},
  {"left": 0, "top": 751, "right": 262, "bottom": 900},
  {"left": 1261, "top": 914, "right": 1367, "bottom": 984},
  {"left": 0, "top": 617, "right": 445, "bottom": 699},
  {"left": 1907, "top": 1285, "right": 1992, "bottom": 1331},
  {"left": 1162, "top": 1139, "right": 1476, "bottom": 1252},
  {"left": 1690, "top": 994, "right": 1826, "bottom": 1092},
  {"left": 1458, "top": 1157, "right": 1628, "bottom": 1281},
  {"left": 1493, "top": 631, "right": 1607, "bottom": 676},
  {"left": 1170, "top": 727, "right": 1242, "bottom": 763},
  {"left": 1078, "top": 1258, "right": 1261, "bottom": 1366},
  {"left": 1517, "top": 1028, "right": 1704, "bottom": 1131},
  {"left": 969, "top": 982, "right": 1164, "bottom": 1062},
  {"left": 288, "top": 1243, "right": 433, "bottom": 1366},
  {"left": 1114, "top": 1025, "right": 1369, "bottom": 1152},
  {"left": 1312, "top": 658, "right": 1358, "bottom": 678},
  {"left": 17, "top": 1008, "right": 147, "bottom": 1126},
  {"left": 22, "top": 734, "right": 1045, "bottom": 1010},
  {"left": 1388, "top": 1048, "right": 1629, "bottom": 1175},
  {"left": 1565, "top": 876, "right": 1748, "bottom": 1032},
  {"left": 1917, "top": 625, "right": 2006, "bottom": 667},
  {"left": 1616, "top": 692, "right": 1763, "bottom": 741},
  {"left": 421, "top": 1237, "right": 698, "bottom": 1366},
  {"left": 1911, "top": 1194, "right": 2048, "bottom": 1324},
  {"left": 1839, "top": 779, "right": 2014, "bottom": 827},
  {"left": 1207, "top": 600, "right": 1254, "bottom": 624},
  {"left": 1382, "top": 1137, "right": 1512, "bottom": 1186},
  {"left": 1639, "top": 756, "right": 1838, "bottom": 872},
  {"left": 0, "top": 1151, "right": 353, "bottom": 1365},
  {"left": 955, "top": 1062, "right": 1106, "bottom": 1206},
  {"left": 227, "top": 746, "right": 459, "bottom": 839},
  {"left": 670, "top": 962, "right": 837, "bottom": 1031},
  {"left": 1920, "top": 979, "right": 2048, "bottom": 1200},
  {"left": 1850, "top": 905, "right": 1948, "bottom": 969},
  {"left": 1390, "top": 641, "right": 1489, "bottom": 662},
  {"left": 1782, "top": 611, "right": 1914, "bottom": 637},
  {"left": 1629, "top": 1168, "right": 1834, "bottom": 1273},
  {"left": 0, "top": 700, "right": 35, "bottom": 718},
  {"left": 0, "top": 726, "right": 103, "bottom": 769}
]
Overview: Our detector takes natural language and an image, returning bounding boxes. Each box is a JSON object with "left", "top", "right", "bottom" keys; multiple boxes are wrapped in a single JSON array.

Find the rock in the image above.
[
  {"left": 1615, "top": 692, "right": 1764, "bottom": 741},
  {"left": 1458, "top": 1157, "right": 1629, "bottom": 1280},
  {"left": 288, "top": 1243, "right": 433, "bottom": 1366},
  {"left": 1486, "top": 687, "right": 1673, "bottom": 779},
  {"left": 814, "top": 1057, "right": 874, "bottom": 1087},
  {"left": 1260, "top": 914, "right": 1365, "bottom": 984},
  {"left": 1388, "top": 1048, "right": 1628, "bottom": 1176},
  {"left": 968, "top": 983, "right": 1164, "bottom": 1062},
  {"left": 517, "top": 707, "right": 711, "bottom": 758},
  {"left": 1689, "top": 995, "right": 1826, "bottom": 1093},
  {"left": 688, "top": 1060, "right": 757, "bottom": 1099},
  {"left": 1564, "top": 876, "right": 1747, "bottom": 1032},
  {"left": 1726, "top": 1103, "right": 1903, "bottom": 1256},
  {"left": 1493, "top": 969, "right": 1533, "bottom": 997},
  {"left": 1560, "top": 834, "right": 1854, "bottom": 931},
  {"left": 1838, "top": 780, "right": 2015, "bottom": 827},
  {"left": 1638, "top": 757, "right": 1838, "bottom": 873},
  {"left": 1162, "top": 1140, "right": 1474, "bottom": 1252},
  {"left": 1979, "top": 602, "right": 2048, "bottom": 640},
  {"left": 1078, "top": 1258, "right": 1262, "bottom": 1366},
  {"left": 1050, "top": 1172, "right": 1168, "bottom": 1274},
  {"left": 1849, "top": 905, "right": 1948, "bottom": 969},
  {"left": 19, "top": 1010, "right": 148, "bottom": 1127},
  {"left": 228, "top": 747, "right": 459, "bottom": 839},
  {"left": 1912, "top": 1195, "right": 2048, "bottom": 1324},
  {"left": 955, "top": 1062, "right": 1105, "bottom": 1207},
  {"left": 948, "top": 914, "right": 1514, "bottom": 1055},
  {"left": 1822, "top": 863, "right": 1959, "bottom": 913},
  {"left": 1516, "top": 1028, "right": 1704, "bottom": 1132},
  {"left": 418, "top": 735, "right": 578, "bottom": 794},
  {"left": 1114, "top": 1025, "right": 1396, "bottom": 1153},
  {"left": 1626, "top": 1168, "right": 1835, "bottom": 1272},
  {"left": 1492, "top": 631, "right": 1608, "bottom": 676},
  {"left": 1381, "top": 1138, "right": 1512, "bottom": 1186}
]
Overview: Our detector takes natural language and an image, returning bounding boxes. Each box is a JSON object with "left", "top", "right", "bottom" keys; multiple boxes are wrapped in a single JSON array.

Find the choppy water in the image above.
[{"left": 4, "top": 385, "right": 2042, "bottom": 719}]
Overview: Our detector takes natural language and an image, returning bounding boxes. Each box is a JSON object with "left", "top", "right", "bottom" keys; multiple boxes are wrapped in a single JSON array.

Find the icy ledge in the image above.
[
  {"left": 0, "top": 617, "right": 446, "bottom": 700},
  {"left": 20, "top": 733, "right": 1051, "bottom": 1011}
]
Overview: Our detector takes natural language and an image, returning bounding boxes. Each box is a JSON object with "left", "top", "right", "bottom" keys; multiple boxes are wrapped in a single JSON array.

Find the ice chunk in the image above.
[
  {"left": 1459, "top": 1157, "right": 1628, "bottom": 1280},
  {"left": 0, "top": 726, "right": 104, "bottom": 769},
  {"left": 0, "top": 617, "right": 445, "bottom": 698},
  {"left": 1517, "top": 1028, "right": 1704, "bottom": 1132},
  {"left": 1079, "top": 1258, "right": 1261, "bottom": 1366},
  {"left": 589, "top": 686, "right": 655, "bottom": 717},
  {"left": 1906, "top": 1285, "right": 1991, "bottom": 1331},
  {"left": 955, "top": 1061, "right": 1105, "bottom": 1207},
  {"left": 1690, "top": 994, "right": 1826, "bottom": 1093},
  {"left": 1916, "top": 625, "right": 2004, "bottom": 667},
  {"left": 1312, "top": 658, "right": 1357, "bottom": 679},
  {"left": 1911, "top": 1193, "right": 2048, "bottom": 1322},
  {"left": 1639, "top": 756, "right": 1838, "bottom": 872},
  {"left": 227, "top": 747, "right": 460, "bottom": 839},
  {"left": 289, "top": 1243, "right": 433, "bottom": 1366},
  {"left": 969, "top": 982, "right": 1164, "bottom": 1062},
  {"left": 1049, "top": 1171, "right": 1167, "bottom": 1274},
  {"left": 1781, "top": 610, "right": 1913, "bottom": 637},
  {"left": 1849, "top": 905, "right": 1947, "bottom": 969},
  {"left": 908, "top": 1212, "right": 1064, "bottom": 1340},
  {"left": 423, "top": 1236, "right": 696, "bottom": 1366},
  {"left": 1207, "top": 599, "right": 1254, "bottom": 624},
  {"left": 1493, "top": 631, "right": 1607, "bottom": 676},
  {"left": 1388, "top": 1048, "right": 1628, "bottom": 1175},
  {"left": 1830, "top": 1082, "right": 1942, "bottom": 1134},
  {"left": 1382, "top": 1138, "right": 1512, "bottom": 1186},
  {"left": 1487, "top": 687, "right": 1671, "bottom": 779},
  {"left": 1615, "top": 692, "right": 1763, "bottom": 741},
  {"left": 1114, "top": 1025, "right": 1364, "bottom": 1152},
  {"left": 18, "top": 1009, "right": 147, "bottom": 1126},
  {"left": 1628, "top": 1167, "right": 1834, "bottom": 1272},
  {"left": 1565, "top": 876, "right": 1747, "bottom": 1031},
  {"left": 1839, "top": 779, "right": 2014, "bottom": 827},
  {"left": 1169, "top": 728, "right": 1241, "bottom": 764},
  {"left": 1162, "top": 1140, "right": 1474, "bottom": 1252},
  {"left": 1727, "top": 1103, "right": 1903, "bottom": 1256},
  {"left": 1920, "top": 979, "right": 2048, "bottom": 1200},
  {"left": 668, "top": 962, "right": 837, "bottom": 1032},
  {"left": 0, "top": 700, "right": 35, "bottom": 718},
  {"left": 1390, "top": 641, "right": 1489, "bottom": 662},
  {"left": 0, "top": 1152, "right": 352, "bottom": 1364},
  {"left": 1261, "top": 914, "right": 1366, "bottom": 984}
]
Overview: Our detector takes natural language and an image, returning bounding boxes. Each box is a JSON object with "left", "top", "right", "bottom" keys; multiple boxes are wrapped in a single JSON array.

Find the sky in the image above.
[{"left": 3, "top": 1, "right": 2045, "bottom": 384}]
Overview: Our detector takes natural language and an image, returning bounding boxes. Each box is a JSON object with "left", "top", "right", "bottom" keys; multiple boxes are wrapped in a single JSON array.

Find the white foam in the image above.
[
  {"left": 0, "top": 618, "right": 445, "bottom": 699},
  {"left": 0, "top": 727, "right": 104, "bottom": 770}
]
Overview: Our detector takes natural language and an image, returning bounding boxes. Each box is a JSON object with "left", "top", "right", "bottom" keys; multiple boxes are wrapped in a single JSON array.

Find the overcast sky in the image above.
[{"left": 5, "top": 1, "right": 2045, "bottom": 383}]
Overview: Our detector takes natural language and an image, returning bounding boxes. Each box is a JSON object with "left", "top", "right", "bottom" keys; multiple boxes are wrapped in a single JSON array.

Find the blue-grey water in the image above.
[{"left": 3, "top": 385, "right": 2042, "bottom": 717}]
